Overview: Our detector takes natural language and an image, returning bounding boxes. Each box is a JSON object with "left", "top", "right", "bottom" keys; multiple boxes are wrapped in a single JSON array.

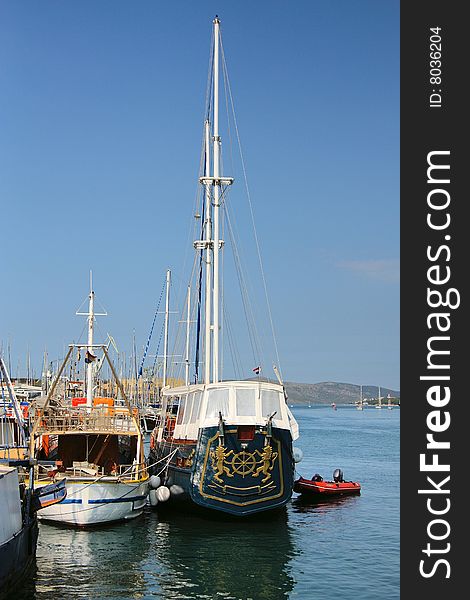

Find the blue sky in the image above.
[{"left": 0, "top": 1, "right": 399, "bottom": 390}]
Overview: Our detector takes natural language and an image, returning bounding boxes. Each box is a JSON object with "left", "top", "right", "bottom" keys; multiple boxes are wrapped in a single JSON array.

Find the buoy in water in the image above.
[
  {"left": 149, "top": 475, "right": 161, "bottom": 489},
  {"left": 148, "top": 489, "right": 159, "bottom": 506},
  {"left": 169, "top": 484, "right": 184, "bottom": 497},
  {"left": 155, "top": 486, "right": 170, "bottom": 502},
  {"left": 293, "top": 447, "right": 303, "bottom": 463}
]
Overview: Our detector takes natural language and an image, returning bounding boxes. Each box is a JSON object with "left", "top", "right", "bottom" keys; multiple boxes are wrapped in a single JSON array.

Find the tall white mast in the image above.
[
  {"left": 212, "top": 16, "right": 221, "bottom": 383},
  {"left": 162, "top": 269, "right": 171, "bottom": 388},
  {"left": 86, "top": 271, "right": 95, "bottom": 408},
  {"left": 185, "top": 285, "right": 191, "bottom": 386},
  {"left": 204, "top": 119, "right": 212, "bottom": 384}
]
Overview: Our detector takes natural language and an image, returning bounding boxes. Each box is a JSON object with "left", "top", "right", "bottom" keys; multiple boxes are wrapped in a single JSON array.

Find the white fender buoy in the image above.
[
  {"left": 293, "top": 447, "right": 303, "bottom": 463},
  {"left": 155, "top": 486, "right": 170, "bottom": 502},
  {"left": 149, "top": 475, "right": 161, "bottom": 489},
  {"left": 169, "top": 484, "right": 184, "bottom": 497},
  {"left": 148, "top": 489, "right": 159, "bottom": 506}
]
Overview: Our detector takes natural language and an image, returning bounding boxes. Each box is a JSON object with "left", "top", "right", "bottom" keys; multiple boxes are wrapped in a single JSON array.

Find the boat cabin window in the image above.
[
  {"left": 176, "top": 396, "right": 185, "bottom": 425},
  {"left": 190, "top": 392, "right": 202, "bottom": 423},
  {"left": 261, "top": 389, "right": 280, "bottom": 417},
  {"left": 235, "top": 388, "right": 256, "bottom": 416},
  {"left": 205, "top": 388, "right": 230, "bottom": 418},
  {"left": 183, "top": 395, "right": 194, "bottom": 425}
]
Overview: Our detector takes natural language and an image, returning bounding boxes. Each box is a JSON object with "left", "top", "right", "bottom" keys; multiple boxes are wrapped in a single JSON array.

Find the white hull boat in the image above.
[
  {"left": 36, "top": 478, "right": 148, "bottom": 526},
  {"left": 28, "top": 279, "right": 149, "bottom": 527}
]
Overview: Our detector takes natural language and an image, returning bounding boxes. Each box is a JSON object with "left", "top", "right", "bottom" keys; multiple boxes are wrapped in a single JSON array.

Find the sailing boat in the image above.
[
  {"left": 375, "top": 386, "right": 383, "bottom": 409},
  {"left": 387, "top": 393, "right": 394, "bottom": 409},
  {"left": 356, "top": 385, "right": 364, "bottom": 410},
  {"left": 28, "top": 278, "right": 149, "bottom": 526},
  {"left": 148, "top": 17, "right": 299, "bottom": 517}
]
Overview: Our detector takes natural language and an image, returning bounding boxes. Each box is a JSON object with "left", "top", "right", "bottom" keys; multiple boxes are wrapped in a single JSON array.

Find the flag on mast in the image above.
[
  {"left": 85, "top": 350, "right": 97, "bottom": 364},
  {"left": 252, "top": 366, "right": 261, "bottom": 375}
]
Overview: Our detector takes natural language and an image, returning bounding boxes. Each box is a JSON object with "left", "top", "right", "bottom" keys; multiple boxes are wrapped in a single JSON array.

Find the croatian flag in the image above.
[{"left": 253, "top": 366, "right": 261, "bottom": 375}]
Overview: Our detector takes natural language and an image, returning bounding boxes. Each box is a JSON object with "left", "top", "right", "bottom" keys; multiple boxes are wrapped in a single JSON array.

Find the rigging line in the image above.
[
  {"left": 166, "top": 251, "right": 200, "bottom": 385},
  {"left": 225, "top": 203, "right": 261, "bottom": 366},
  {"left": 220, "top": 210, "right": 225, "bottom": 379},
  {"left": 138, "top": 273, "right": 167, "bottom": 378},
  {"left": 194, "top": 204, "right": 205, "bottom": 384},
  {"left": 176, "top": 30, "right": 213, "bottom": 312},
  {"left": 222, "top": 302, "right": 242, "bottom": 380},
  {"left": 220, "top": 39, "right": 283, "bottom": 378},
  {"left": 219, "top": 151, "right": 263, "bottom": 370},
  {"left": 151, "top": 320, "right": 166, "bottom": 378},
  {"left": 224, "top": 202, "right": 263, "bottom": 368},
  {"left": 218, "top": 98, "right": 263, "bottom": 371},
  {"left": 74, "top": 318, "right": 88, "bottom": 350},
  {"left": 222, "top": 49, "right": 236, "bottom": 183},
  {"left": 206, "top": 28, "right": 214, "bottom": 121},
  {"left": 169, "top": 261, "right": 198, "bottom": 383},
  {"left": 219, "top": 84, "right": 263, "bottom": 370}
]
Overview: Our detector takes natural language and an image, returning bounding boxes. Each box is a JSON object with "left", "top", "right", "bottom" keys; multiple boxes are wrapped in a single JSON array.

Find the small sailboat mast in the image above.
[
  {"left": 76, "top": 271, "right": 106, "bottom": 408},
  {"left": 162, "top": 269, "right": 171, "bottom": 388},
  {"left": 185, "top": 285, "right": 191, "bottom": 386},
  {"left": 375, "top": 385, "right": 382, "bottom": 409},
  {"left": 86, "top": 272, "right": 95, "bottom": 408}
]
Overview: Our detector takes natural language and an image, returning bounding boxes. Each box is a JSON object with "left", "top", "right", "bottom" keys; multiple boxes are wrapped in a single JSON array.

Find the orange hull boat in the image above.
[{"left": 293, "top": 476, "right": 361, "bottom": 497}]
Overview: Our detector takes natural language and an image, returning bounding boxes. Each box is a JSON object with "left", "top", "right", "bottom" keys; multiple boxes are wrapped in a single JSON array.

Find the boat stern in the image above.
[{"left": 190, "top": 425, "right": 294, "bottom": 516}]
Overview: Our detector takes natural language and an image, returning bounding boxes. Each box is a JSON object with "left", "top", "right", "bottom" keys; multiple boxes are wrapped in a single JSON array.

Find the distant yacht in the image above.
[
  {"left": 375, "top": 386, "right": 383, "bottom": 409},
  {"left": 387, "top": 393, "right": 394, "bottom": 410},
  {"left": 356, "top": 385, "right": 364, "bottom": 410}
]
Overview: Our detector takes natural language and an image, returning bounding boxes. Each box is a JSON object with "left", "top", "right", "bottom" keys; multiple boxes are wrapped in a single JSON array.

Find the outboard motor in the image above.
[{"left": 333, "top": 468, "right": 344, "bottom": 483}]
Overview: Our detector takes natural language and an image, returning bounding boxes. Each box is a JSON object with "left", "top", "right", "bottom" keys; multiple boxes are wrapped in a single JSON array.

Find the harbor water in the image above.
[{"left": 17, "top": 406, "right": 399, "bottom": 599}]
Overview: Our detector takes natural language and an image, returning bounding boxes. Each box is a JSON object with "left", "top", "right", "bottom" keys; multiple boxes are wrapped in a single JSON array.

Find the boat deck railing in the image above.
[{"left": 34, "top": 406, "right": 140, "bottom": 435}]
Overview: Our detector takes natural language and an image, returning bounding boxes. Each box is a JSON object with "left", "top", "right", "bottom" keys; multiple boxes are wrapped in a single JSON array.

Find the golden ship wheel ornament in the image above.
[
  {"left": 231, "top": 451, "right": 257, "bottom": 478},
  {"left": 210, "top": 443, "right": 278, "bottom": 484}
]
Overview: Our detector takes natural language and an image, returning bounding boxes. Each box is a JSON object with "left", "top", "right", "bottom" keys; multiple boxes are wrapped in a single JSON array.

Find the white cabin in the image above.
[{"left": 161, "top": 381, "right": 299, "bottom": 441}]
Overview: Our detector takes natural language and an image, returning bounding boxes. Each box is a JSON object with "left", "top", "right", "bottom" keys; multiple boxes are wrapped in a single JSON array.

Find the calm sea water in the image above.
[{"left": 18, "top": 406, "right": 399, "bottom": 599}]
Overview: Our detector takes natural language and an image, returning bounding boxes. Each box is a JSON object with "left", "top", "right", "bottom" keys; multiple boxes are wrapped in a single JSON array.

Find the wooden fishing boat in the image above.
[{"left": 27, "top": 279, "right": 149, "bottom": 526}]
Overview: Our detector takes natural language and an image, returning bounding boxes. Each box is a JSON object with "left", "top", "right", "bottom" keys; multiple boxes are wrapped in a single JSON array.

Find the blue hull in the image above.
[
  {"left": 152, "top": 426, "right": 294, "bottom": 516},
  {"left": 0, "top": 517, "right": 38, "bottom": 598}
]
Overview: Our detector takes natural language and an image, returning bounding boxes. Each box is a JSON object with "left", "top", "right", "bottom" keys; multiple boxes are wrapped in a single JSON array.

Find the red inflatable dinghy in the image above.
[{"left": 294, "top": 469, "right": 361, "bottom": 497}]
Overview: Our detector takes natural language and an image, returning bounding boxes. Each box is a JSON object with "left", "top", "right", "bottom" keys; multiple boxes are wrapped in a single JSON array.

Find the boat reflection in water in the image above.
[
  {"left": 153, "top": 509, "right": 297, "bottom": 599},
  {"left": 291, "top": 492, "right": 362, "bottom": 514},
  {"left": 22, "top": 519, "right": 152, "bottom": 599},
  {"left": 24, "top": 509, "right": 296, "bottom": 599}
]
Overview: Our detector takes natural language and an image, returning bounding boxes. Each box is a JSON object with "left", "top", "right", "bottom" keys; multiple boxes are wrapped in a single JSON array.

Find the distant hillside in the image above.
[
  {"left": 284, "top": 381, "right": 399, "bottom": 405},
  {"left": 247, "top": 378, "right": 400, "bottom": 405}
]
